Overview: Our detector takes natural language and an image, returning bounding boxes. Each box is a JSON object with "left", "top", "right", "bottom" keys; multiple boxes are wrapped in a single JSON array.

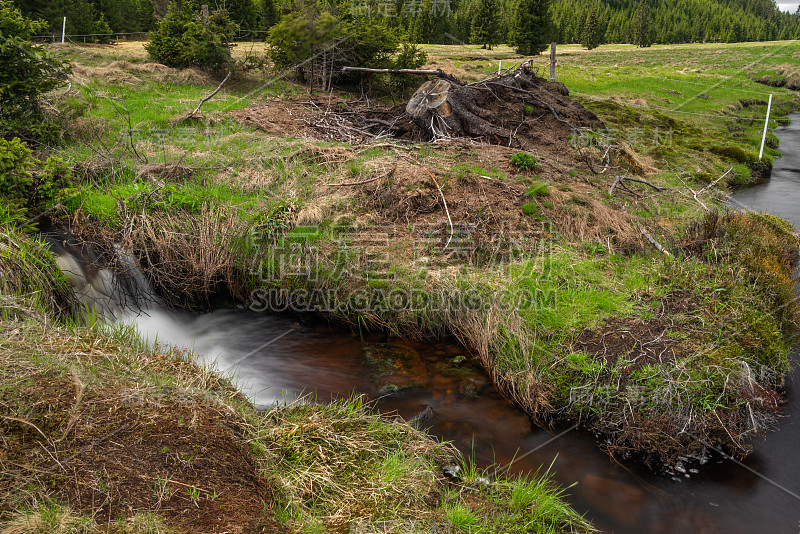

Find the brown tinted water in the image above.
[{"left": 101, "top": 114, "right": 800, "bottom": 533}]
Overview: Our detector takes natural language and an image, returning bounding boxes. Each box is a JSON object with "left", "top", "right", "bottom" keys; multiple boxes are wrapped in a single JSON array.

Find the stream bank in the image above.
[{"left": 74, "top": 113, "right": 800, "bottom": 534}]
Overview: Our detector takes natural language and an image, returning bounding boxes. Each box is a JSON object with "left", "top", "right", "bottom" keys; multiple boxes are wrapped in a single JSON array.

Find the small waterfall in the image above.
[
  {"left": 42, "top": 228, "right": 285, "bottom": 406},
  {"left": 42, "top": 230, "right": 160, "bottom": 319}
]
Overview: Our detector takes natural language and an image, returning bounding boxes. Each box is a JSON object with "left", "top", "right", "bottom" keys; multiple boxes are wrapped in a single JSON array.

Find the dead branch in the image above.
[
  {"left": 185, "top": 70, "right": 231, "bottom": 120},
  {"left": 697, "top": 166, "right": 734, "bottom": 196},
  {"left": 610, "top": 175, "right": 665, "bottom": 195},
  {"left": 640, "top": 225, "right": 671, "bottom": 256},
  {"left": 680, "top": 166, "right": 732, "bottom": 211},
  {"left": 608, "top": 176, "right": 623, "bottom": 195},
  {"left": 326, "top": 164, "right": 396, "bottom": 186},
  {"left": 342, "top": 66, "right": 449, "bottom": 77},
  {"left": 406, "top": 156, "right": 454, "bottom": 249}
]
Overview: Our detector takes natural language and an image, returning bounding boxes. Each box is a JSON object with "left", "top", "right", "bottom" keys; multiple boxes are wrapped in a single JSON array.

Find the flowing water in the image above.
[{"left": 45, "top": 114, "right": 800, "bottom": 533}]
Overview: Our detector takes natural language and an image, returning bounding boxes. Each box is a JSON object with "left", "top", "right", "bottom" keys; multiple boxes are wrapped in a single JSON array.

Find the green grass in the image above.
[
  {"left": 0, "top": 303, "right": 593, "bottom": 533},
  {"left": 4, "top": 40, "right": 798, "bottom": 517},
  {"left": 521, "top": 202, "right": 541, "bottom": 217},
  {"left": 525, "top": 182, "right": 550, "bottom": 197}
]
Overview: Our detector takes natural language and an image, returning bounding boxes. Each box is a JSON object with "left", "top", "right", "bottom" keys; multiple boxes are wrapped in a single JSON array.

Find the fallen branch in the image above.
[
  {"left": 681, "top": 166, "right": 733, "bottom": 211},
  {"left": 342, "top": 66, "right": 446, "bottom": 76},
  {"left": 406, "top": 156, "right": 454, "bottom": 249},
  {"left": 640, "top": 225, "right": 671, "bottom": 256},
  {"left": 608, "top": 176, "right": 623, "bottom": 195},
  {"left": 326, "top": 164, "right": 396, "bottom": 187},
  {"left": 697, "top": 166, "right": 734, "bottom": 196},
  {"left": 185, "top": 70, "right": 231, "bottom": 120},
  {"left": 610, "top": 175, "right": 665, "bottom": 195}
]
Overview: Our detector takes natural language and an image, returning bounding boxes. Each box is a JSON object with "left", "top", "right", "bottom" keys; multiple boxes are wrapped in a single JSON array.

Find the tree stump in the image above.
[{"left": 406, "top": 78, "right": 519, "bottom": 145}]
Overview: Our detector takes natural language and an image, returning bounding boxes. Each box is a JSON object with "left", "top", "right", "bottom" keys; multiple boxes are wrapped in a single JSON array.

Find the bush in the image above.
[
  {"left": 0, "top": 137, "right": 34, "bottom": 217},
  {"left": 268, "top": 8, "right": 424, "bottom": 94},
  {"left": 0, "top": 137, "right": 73, "bottom": 224},
  {"left": 145, "top": 0, "right": 237, "bottom": 73},
  {"left": 0, "top": 0, "right": 70, "bottom": 143}
]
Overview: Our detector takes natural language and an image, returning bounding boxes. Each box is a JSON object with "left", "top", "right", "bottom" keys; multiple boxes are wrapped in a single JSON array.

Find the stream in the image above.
[{"left": 46, "top": 114, "right": 800, "bottom": 533}]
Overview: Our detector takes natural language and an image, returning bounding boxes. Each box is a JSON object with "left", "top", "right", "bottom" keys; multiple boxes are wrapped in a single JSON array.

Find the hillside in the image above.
[
  {"left": 551, "top": 0, "right": 800, "bottom": 44},
  {"left": 14, "top": 0, "right": 800, "bottom": 47}
]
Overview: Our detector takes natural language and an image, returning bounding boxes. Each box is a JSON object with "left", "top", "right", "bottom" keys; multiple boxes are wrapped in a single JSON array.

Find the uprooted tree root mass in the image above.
[{"left": 232, "top": 66, "right": 603, "bottom": 148}]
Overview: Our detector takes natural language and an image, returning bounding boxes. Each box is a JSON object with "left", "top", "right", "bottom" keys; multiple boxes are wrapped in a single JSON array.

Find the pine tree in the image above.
[
  {"left": 470, "top": 0, "right": 501, "bottom": 49},
  {"left": 508, "top": 0, "right": 552, "bottom": 56},
  {"left": 631, "top": 0, "right": 652, "bottom": 47},
  {"left": 580, "top": 9, "right": 601, "bottom": 49},
  {"left": 260, "top": 0, "right": 278, "bottom": 30},
  {"left": 224, "top": 0, "right": 256, "bottom": 31},
  {"left": 575, "top": 10, "right": 586, "bottom": 43}
]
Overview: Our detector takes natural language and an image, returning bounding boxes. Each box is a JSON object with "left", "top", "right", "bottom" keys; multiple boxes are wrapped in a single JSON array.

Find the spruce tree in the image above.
[
  {"left": 580, "top": 10, "right": 601, "bottom": 49},
  {"left": 470, "top": 0, "right": 501, "bottom": 50},
  {"left": 575, "top": 10, "right": 586, "bottom": 43},
  {"left": 261, "top": 0, "right": 278, "bottom": 30},
  {"left": 631, "top": 0, "right": 652, "bottom": 47},
  {"left": 508, "top": 0, "right": 552, "bottom": 56}
]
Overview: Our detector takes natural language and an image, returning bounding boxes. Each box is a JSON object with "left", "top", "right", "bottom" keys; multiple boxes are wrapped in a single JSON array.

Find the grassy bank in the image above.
[
  {"left": 0, "top": 226, "right": 593, "bottom": 533},
  {"left": 2, "top": 40, "right": 799, "bottom": 531}
]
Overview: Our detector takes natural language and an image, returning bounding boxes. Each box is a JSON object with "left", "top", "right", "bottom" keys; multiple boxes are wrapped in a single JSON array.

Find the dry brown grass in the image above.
[
  {"left": 545, "top": 188, "right": 641, "bottom": 249},
  {"left": 71, "top": 61, "right": 211, "bottom": 87},
  {"left": 617, "top": 142, "right": 659, "bottom": 176}
]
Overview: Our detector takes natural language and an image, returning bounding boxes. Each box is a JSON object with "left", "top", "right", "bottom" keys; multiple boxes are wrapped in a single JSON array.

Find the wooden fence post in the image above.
[{"left": 550, "top": 42, "right": 557, "bottom": 82}]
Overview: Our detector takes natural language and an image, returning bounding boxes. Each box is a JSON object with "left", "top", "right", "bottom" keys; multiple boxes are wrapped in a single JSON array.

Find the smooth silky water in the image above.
[{"left": 47, "top": 114, "right": 800, "bottom": 533}]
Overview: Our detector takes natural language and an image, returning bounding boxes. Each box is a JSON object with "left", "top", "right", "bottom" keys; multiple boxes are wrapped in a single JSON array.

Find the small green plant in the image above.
[
  {"left": 525, "top": 182, "right": 550, "bottom": 197},
  {"left": 188, "top": 485, "right": 202, "bottom": 508},
  {"left": 510, "top": 152, "right": 538, "bottom": 171},
  {"left": 152, "top": 474, "right": 174, "bottom": 503},
  {"left": 583, "top": 241, "right": 606, "bottom": 255},
  {"left": 445, "top": 502, "right": 478, "bottom": 531},
  {"left": 348, "top": 161, "right": 362, "bottom": 176},
  {"left": 0, "top": 137, "right": 73, "bottom": 223},
  {"left": 521, "top": 202, "right": 540, "bottom": 217}
]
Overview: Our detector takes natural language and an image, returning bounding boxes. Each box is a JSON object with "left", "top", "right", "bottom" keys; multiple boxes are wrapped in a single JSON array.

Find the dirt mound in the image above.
[
  {"left": 1, "top": 364, "right": 278, "bottom": 532},
  {"left": 231, "top": 67, "right": 603, "bottom": 151}
]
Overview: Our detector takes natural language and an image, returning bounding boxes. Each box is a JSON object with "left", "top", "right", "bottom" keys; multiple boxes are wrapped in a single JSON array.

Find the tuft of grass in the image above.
[
  {"left": 521, "top": 202, "right": 541, "bottom": 217},
  {"left": 0, "top": 224, "right": 72, "bottom": 319},
  {"left": 525, "top": 182, "right": 550, "bottom": 197},
  {"left": 0, "top": 503, "right": 94, "bottom": 534},
  {"left": 445, "top": 502, "right": 478, "bottom": 531}
]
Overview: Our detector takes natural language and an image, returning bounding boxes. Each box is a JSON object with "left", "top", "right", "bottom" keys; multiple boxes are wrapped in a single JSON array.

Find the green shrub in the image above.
[
  {"left": 0, "top": 137, "right": 34, "bottom": 215},
  {"left": 93, "top": 13, "right": 113, "bottom": 44},
  {"left": 0, "top": 137, "right": 73, "bottom": 224},
  {"left": 145, "top": 0, "right": 237, "bottom": 73},
  {"left": 0, "top": 0, "right": 70, "bottom": 143},
  {"left": 511, "top": 152, "right": 538, "bottom": 171},
  {"left": 268, "top": 8, "right": 420, "bottom": 93}
]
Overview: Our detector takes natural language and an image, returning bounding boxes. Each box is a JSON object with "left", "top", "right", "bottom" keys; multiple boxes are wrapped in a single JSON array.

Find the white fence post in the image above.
[
  {"left": 759, "top": 94, "right": 773, "bottom": 161},
  {"left": 61, "top": 16, "right": 66, "bottom": 43}
]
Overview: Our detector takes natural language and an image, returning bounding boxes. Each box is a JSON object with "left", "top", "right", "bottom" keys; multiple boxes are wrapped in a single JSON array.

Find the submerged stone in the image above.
[{"left": 362, "top": 342, "right": 426, "bottom": 395}]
